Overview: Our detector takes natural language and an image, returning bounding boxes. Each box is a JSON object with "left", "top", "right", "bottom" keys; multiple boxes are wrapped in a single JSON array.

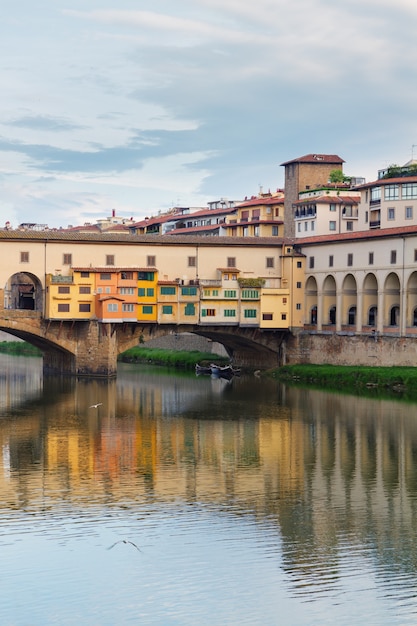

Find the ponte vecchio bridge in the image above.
[{"left": 0, "top": 230, "right": 298, "bottom": 377}]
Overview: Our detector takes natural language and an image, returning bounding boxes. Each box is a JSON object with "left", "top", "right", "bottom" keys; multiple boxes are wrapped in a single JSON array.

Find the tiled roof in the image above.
[
  {"left": 294, "top": 195, "right": 360, "bottom": 206},
  {"left": 236, "top": 196, "right": 284, "bottom": 208},
  {"left": 167, "top": 224, "right": 222, "bottom": 235},
  {"left": 354, "top": 175, "right": 417, "bottom": 189},
  {"left": 0, "top": 229, "right": 286, "bottom": 247},
  {"left": 281, "top": 154, "right": 344, "bottom": 166},
  {"left": 297, "top": 224, "right": 417, "bottom": 245},
  {"left": 72, "top": 266, "right": 158, "bottom": 272}
]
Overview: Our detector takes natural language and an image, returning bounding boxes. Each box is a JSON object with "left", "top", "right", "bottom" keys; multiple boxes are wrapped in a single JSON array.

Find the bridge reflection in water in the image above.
[{"left": 0, "top": 357, "right": 416, "bottom": 625}]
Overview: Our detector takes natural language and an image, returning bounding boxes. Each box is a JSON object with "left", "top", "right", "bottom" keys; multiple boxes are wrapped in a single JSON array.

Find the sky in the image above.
[{"left": 1, "top": 0, "right": 417, "bottom": 229}]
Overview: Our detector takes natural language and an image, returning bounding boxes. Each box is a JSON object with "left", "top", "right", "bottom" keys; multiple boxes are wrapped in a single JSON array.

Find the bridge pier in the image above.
[{"left": 73, "top": 321, "right": 119, "bottom": 377}]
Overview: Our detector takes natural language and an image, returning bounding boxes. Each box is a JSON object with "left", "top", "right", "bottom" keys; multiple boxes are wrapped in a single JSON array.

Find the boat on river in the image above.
[{"left": 195, "top": 363, "right": 241, "bottom": 379}]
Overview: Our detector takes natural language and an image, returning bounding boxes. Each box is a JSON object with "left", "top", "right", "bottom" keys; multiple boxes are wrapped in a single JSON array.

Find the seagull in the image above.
[
  {"left": 107, "top": 540, "right": 142, "bottom": 552},
  {"left": 89, "top": 403, "right": 102, "bottom": 408}
]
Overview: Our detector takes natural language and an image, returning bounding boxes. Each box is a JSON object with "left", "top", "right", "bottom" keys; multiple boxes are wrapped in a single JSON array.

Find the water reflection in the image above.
[{"left": 1, "top": 356, "right": 417, "bottom": 624}]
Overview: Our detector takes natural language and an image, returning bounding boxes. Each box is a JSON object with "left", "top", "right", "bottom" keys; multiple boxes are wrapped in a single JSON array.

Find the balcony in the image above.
[{"left": 369, "top": 220, "right": 381, "bottom": 229}]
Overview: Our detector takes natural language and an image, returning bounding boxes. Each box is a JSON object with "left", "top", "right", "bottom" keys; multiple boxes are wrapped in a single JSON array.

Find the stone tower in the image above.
[{"left": 281, "top": 153, "right": 345, "bottom": 237}]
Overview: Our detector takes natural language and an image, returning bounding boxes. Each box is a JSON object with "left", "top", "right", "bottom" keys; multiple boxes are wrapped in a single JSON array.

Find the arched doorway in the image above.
[
  {"left": 368, "top": 306, "right": 377, "bottom": 326},
  {"left": 348, "top": 306, "right": 356, "bottom": 326},
  {"left": 384, "top": 273, "right": 400, "bottom": 328},
  {"left": 5, "top": 272, "right": 43, "bottom": 311},
  {"left": 323, "top": 275, "right": 336, "bottom": 327}
]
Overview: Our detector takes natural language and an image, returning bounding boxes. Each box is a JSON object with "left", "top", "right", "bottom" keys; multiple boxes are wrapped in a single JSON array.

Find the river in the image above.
[{"left": 1, "top": 354, "right": 417, "bottom": 625}]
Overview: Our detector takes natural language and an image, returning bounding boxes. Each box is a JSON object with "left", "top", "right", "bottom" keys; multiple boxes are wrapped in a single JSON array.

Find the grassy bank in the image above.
[
  {"left": 0, "top": 341, "right": 42, "bottom": 357},
  {"left": 118, "top": 346, "right": 229, "bottom": 370},
  {"left": 268, "top": 363, "right": 417, "bottom": 396}
]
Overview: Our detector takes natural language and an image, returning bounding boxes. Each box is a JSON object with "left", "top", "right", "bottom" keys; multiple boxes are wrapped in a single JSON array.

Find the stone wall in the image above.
[
  {"left": 286, "top": 332, "right": 417, "bottom": 367},
  {"left": 143, "top": 332, "right": 228, "bottom": 357}
]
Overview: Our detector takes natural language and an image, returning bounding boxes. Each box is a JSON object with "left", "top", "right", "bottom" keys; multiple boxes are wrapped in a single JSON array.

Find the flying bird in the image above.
[
  {"left": 89, "top": 403, "right": 102, "bottom": 408},
  {"left": 107, "top": 540, "right": 142, "bottom": 552}
]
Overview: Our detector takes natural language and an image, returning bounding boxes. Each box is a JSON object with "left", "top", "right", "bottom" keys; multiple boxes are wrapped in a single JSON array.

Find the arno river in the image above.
[{"left": 1, "top": 354, "right": 417, "bottom": 625}]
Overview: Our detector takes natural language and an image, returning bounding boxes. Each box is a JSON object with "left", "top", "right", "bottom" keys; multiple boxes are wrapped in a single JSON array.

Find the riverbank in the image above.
[
  {"left": 0, "top": 341, "right": 42, "bottom": 356},
  {"left": 118, "top": 346, "right": 229, "bottom": 370},
  {"left": 267, "top": 363, "right": 417, "bottom": 396}
]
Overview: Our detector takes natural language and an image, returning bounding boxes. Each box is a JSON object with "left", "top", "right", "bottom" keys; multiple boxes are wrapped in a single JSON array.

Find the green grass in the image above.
[
  {"left": 0, "top": 341, "right": 42, "bottom": 356},
  {"left": 267, "top": 363, "right": 417, "bottom": 400},
  {"left": 118, "top": 346, "right": 229, "bottom": 370}
]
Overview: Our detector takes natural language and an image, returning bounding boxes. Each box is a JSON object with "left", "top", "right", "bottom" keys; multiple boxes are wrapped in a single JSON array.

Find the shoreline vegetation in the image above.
[{"left": 2, "top": 340, "right": 417, "bottom": 399}]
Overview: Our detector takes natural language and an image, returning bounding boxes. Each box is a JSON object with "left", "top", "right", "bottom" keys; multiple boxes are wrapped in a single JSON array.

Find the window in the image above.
[
  {"left": 107, "top": 303, "right": 118, "bottom": 312},
  {"left": 105, "top": 287, "right": 111, "bottom": 294},
  {"left": 402, "top": 183, "right": 417, "bottom": 199},
  {"left": 100, "top": 273, "right": 111, "bottom": 280},
  {"left": 281, "top": 313, "right": 287, "bottom": 321},
  {"left": 272, "top": 225, "right": 279, "bottom": 236},
  {"left": 119, "top": 287, "right": 134, "bottom": 295},
  {"left": 297, "top": 223, "right": 301, "bottom": 233},
  {"left": 311, "top": 221, "right": 315, "bottom": 231},
  {"left": 224, "top": 290, "right": 236, "bottom": 298},
  {"left": 369, "top": 252, "right": 374, "bottom": 265},
  {"left": 262, "top": 313, "right": 273, "bottom": 321},
  {"left": 384, "top": 184, "right": 399, "bottom": 200},
  {"left": 329, "top": 255, "right": 334, "bottom": 267},
  {"left": 387, "top": 207, "right": 395, "bottom": 220},
  {"left": 122, "top": 303, "right": 134, "bottom": 312},
  {"left": 161, "top": 286, "right": 176, "bottom": 295},
  {"left": 266, "top": 257, "right": 274, "bottom": 268},
  {"left": 147, "top": 288, "right": 154, "bottom": 297},
  {"left": 296, "top": 281, "right": 302, "bottom": 288},
  {"left": 142, "top": 305, "right": 153, "bottom": 314},
  {"left": 58, "top": 286, "right": 70, "bottom": 294},
  {"left": 20, "top": 251, "right": 29, "bottom": 263},
  {"left": 329, "top": 221, "right": 336, "bottom": 231},
  {"left": 58, "top": 303, "right": 70, "bottom": 312},
  {"left": 297, "top": 261, "right": 302, "bottom": 268},
  {"left": 309, "top": 257, "right": 315, "bottom": 269},
  {"left": 370, "top": 187, "right": 381, "bottom": 202},
  {"left": 304, "top": 222, "right": 308, "bottom": 231},
  {"left": 346, "top": 221, "right": 353, "bottom": 231},
  {"left": 224, "top": 309, "right": 236, "bottom": 317},
  {"left": 227, "top": 257, "right": 236, "bottom": 268},
  {"left": 138, "top": 271, "right": 154, "bottom": 281},
  {"left": 329, "top": 203, "right": 336, "bottom": 212},
  {"left": 296, "top": 303, "right": 302, "bottom": 310},
  {"left": 202, "top": 308, "right": 215, "bottom": 317},
  {"left": 181, "top": 286, "right": 197, "bottom": 296},
  {"left": 80, "top": 271, "right": 90, "bottom": 278},
  {"left": 121, "top": 271, "right": 133, "bottom": 279},
  {"left": 241, "top": 289, "right": 259, "bottom": 298},
  {"left": 348, "top": 306, "right": 356, "bottom": 325},
  {"left": 184, "top": 303, "right": 195, "bottom": 316},
  {"left": 282, "top": 297, "right": 287, "bottom": 304},
  {"left": 188, "top": 256, "right": 196, "bottom": 267},
  {"left": 147, "top": 255, "right": 156, "bottom": 267},
  {"left": 79, "top": 286, "right": 91, "bottom": 294},
  {"left": 63, "top": 254, "right": 72, "bottom": 265},
  {"left": 406, "top": 206, "right": 413, "bottom": 219},
  {"left": 212, "top": 289, "right": 219, "bottom": 296},
  {"left": 79, "top": 303, "right": 91, "bottom": 312},
  {"left": 106, "top": 255, "right": 115, "bottom": 266},
  {"left": 162, "top": 305, "right": 173, "bottom": 314},
  {"left": 390, "top": 250, "right": 397, "bottom": 264},
  {"left": 347, "top": 253, "right": 353, "bottom": 267},
  {"left": 244, "top": 309, "right": 257, "bottom": 318}
]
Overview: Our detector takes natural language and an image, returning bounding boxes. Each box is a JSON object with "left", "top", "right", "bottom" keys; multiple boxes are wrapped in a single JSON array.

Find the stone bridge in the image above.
[{"left": 0, "top": 310, "right": 289, "bottom": 377}]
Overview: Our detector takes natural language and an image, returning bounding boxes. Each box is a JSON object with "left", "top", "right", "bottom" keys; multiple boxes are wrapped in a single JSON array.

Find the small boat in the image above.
[
  {"left": 210, "top": 364, "right": 241, "bottom": 379},
  {"left": 195, "top": 363, "right": 212, "bottom": 375}
]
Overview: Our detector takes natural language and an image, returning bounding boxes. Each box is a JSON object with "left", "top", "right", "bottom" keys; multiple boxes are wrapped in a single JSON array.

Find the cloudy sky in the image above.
[{"left": 1, "top": 0, "right": 417, "bottom": 228}]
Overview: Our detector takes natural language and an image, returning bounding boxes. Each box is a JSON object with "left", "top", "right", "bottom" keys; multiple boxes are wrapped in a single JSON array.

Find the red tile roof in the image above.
[
  {"left": 281, "top": 154, "right": 344, "bottom": 166},
  {"left": 297, "top": 224, "right": 417, "bottom": 245}
]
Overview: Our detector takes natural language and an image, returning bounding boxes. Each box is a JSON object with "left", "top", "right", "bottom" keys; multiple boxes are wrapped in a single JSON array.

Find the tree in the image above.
[{"left": 329, "top": 169, "right": 345, "bottom": 183}]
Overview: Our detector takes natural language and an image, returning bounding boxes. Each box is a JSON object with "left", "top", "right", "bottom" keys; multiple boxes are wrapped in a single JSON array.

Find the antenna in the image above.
[{"left": 412, "top": 145, "right": 417, "bottom": 160}]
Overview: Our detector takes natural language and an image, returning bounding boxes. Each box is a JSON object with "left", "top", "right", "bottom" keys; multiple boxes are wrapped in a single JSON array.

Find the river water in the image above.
[{"left": 1, "top": 354, "right": 417, "bottom": 625}]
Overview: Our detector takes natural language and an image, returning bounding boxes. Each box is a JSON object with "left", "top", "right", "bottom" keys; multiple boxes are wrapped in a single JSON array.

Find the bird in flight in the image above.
[
  {"left": 89, "top": 403, "right": 102, "bottom": 408},
  {"left": 107, "top": 540, "right": 142, "bottom": 552}
]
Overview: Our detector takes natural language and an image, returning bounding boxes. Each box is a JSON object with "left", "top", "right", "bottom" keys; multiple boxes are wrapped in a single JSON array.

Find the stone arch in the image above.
[
  {"left": 342, "top": 274, "right": 357, "bottom": 326},
  {"left": 4, "top": 272, "right": 43, "bottom": 312},
  {"left": 406, "top": 271, "right": 417, "bottom": 328},
  {"left": 383, "top": 272, "right": 400, "bottom": 328},
  {"left": 322, "top": 275, "right": 336, "bottom": 326},
  {"left": 305, "top": 276, "right": 318, "bottom": 326},
  {"left": 363, "top": 273, "right": 378, "bottom": 328}
]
